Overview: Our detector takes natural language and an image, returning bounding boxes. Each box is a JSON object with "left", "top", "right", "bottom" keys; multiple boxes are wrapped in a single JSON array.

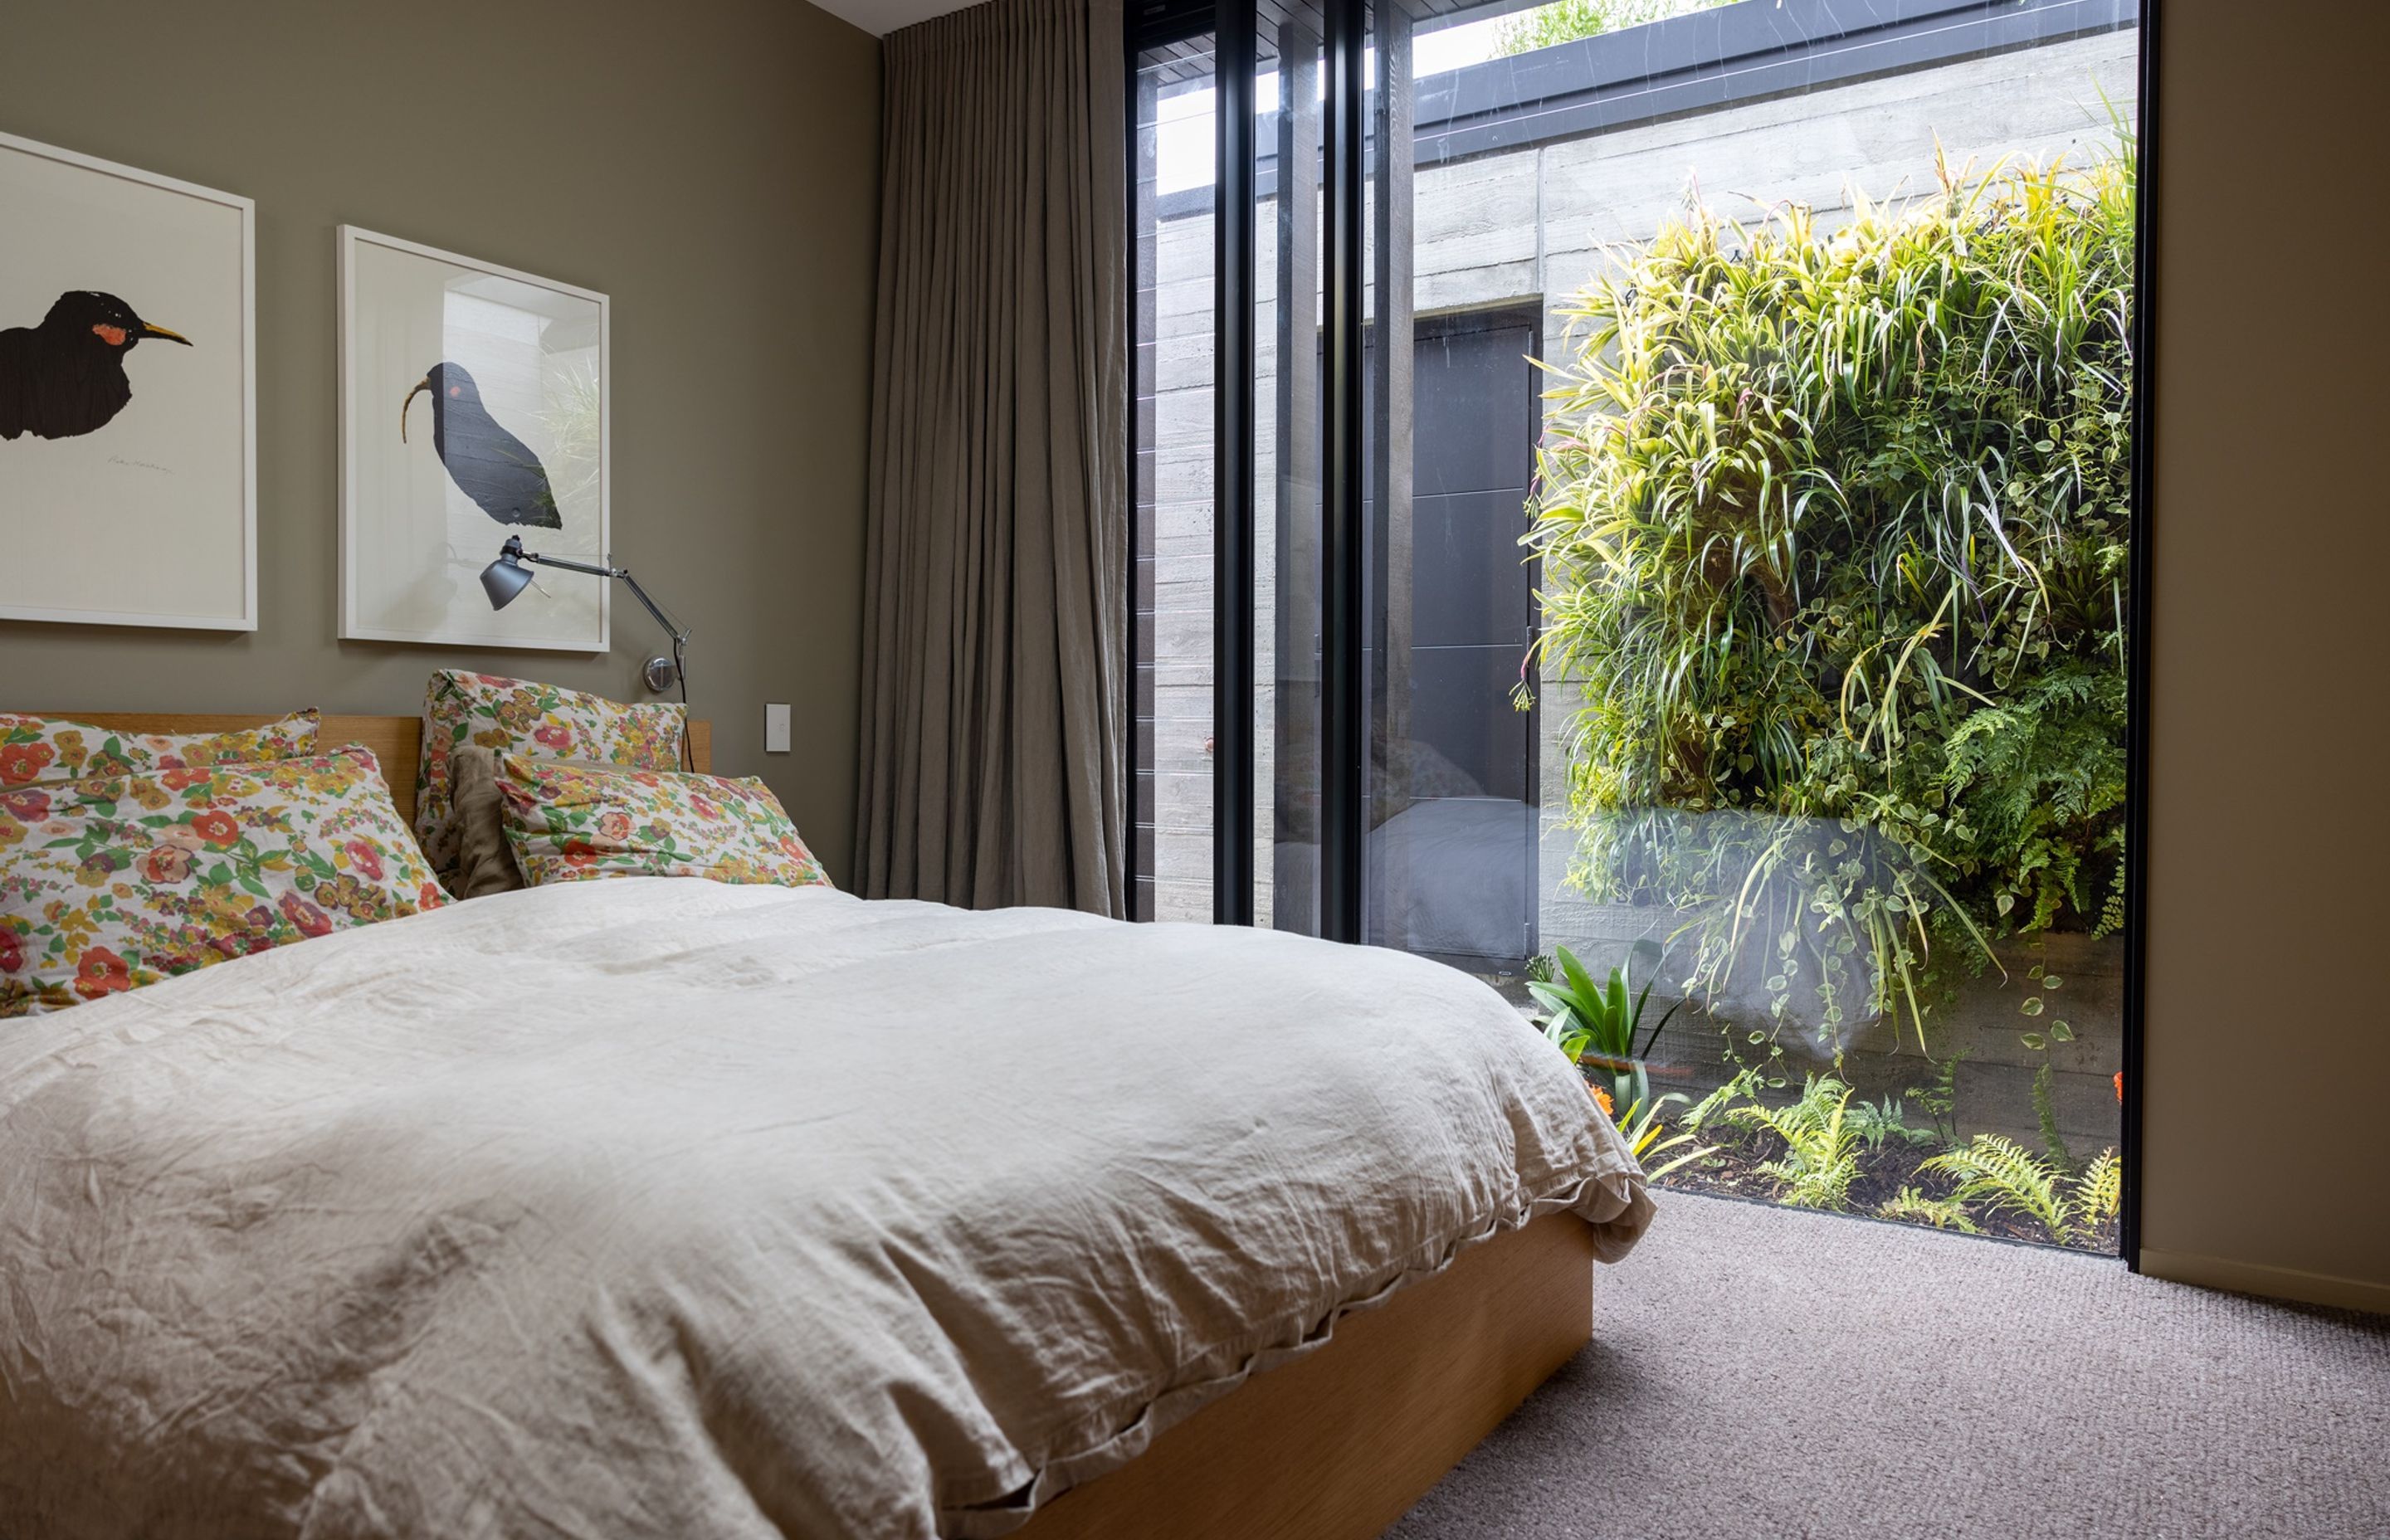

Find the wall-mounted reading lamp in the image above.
[{"left": 480, "top": 535, "right": 691, "bottom": 701}]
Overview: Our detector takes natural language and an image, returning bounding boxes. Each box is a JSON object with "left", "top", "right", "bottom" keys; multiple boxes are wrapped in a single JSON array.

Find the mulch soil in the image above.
[{"left": 1642, "top": 1115, "right": 2120, "bottom": 1255}]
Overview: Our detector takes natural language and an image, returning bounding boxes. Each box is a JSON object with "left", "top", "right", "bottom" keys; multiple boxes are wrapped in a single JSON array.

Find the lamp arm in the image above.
[
  {"left": 616, "top": 569, "right": 692, "bottom": 648},
  {"left": 518, "top": 548, "right": 691, "bottom": 646},
  {"left": 518, "top": 550, "right": 614, "bottom": 581}
]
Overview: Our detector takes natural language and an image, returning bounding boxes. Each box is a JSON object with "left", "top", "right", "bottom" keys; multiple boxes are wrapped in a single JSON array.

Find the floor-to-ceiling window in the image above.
[
  {"left": 1131, "top": 35, "right": 1218, "bottom": 924},
  {"left": 1133, "top": 0, "right": 2146, "bottom": 1255}
]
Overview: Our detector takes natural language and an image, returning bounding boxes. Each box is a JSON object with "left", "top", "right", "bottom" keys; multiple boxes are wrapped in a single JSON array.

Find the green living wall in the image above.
[{"left": 1528, "top": 146, "right": 2136, "bottom": 1049}]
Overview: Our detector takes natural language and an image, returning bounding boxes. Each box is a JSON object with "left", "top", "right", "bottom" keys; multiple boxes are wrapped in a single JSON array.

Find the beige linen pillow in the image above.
[{"left": 448, "top": 746, "right": 527, "bottom": 899}]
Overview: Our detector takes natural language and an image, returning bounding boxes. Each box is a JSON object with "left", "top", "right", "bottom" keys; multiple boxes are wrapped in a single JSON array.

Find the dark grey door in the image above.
[{"left": 1363, "top": 313, "right": 1539, "bottom": 970}]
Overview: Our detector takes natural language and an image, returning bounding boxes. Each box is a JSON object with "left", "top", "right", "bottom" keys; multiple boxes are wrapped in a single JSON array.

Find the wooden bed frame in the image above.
[
  {"left": 1017, "top": 1212, "right": 1597, "bottom": 1540},
  {"left": 46, "top": 711, "right": 1593, "bottom": 1539},
  {"left": 56, "top": 712, "right": 713, "bottom": 826}
]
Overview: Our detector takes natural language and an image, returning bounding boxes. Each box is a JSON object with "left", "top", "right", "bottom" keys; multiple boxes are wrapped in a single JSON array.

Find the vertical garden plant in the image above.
[{"left": 1526, "top": 144, "right": 2137, "bottom": 1050}]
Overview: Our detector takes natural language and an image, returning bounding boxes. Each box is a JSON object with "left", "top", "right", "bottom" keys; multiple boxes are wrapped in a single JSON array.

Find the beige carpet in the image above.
[{"left": 1391, "top": 1192, "right": 2390, "bottom": 1539}]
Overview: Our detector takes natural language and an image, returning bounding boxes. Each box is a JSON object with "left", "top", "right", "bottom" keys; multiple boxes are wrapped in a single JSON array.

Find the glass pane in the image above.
[
  {"left": 1363, "top": 5, "right": 1536, "bottom": 974},
  {"left": 1256, "top": 4, "right": 1325, "bottom": 938},
  {"left": 1377, "top": 0, "right": 2141, "bottom": 1251},
  {"left": 1131, "top": 40, "right": 1217, "bottom": 924}
]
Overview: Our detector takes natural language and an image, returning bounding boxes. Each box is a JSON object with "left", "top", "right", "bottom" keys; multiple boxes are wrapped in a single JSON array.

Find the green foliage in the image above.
[
  {"left": 538, "top": 356, "right": 604, "bottom": 519},
  {"left": 1494, "top": 0, "right": 1731, "bottom": 56},
  {"left": 2031, "top": 1062, "right": 2073, "bottom": 1172},
  {"left": 1617, "top": 1093, "right": 1714, "bottom": 1182},
  {"left": 1533, "top": 942, "right": 1684, "bottom": 1117},
  {"left": 2077, "top": 1148, "right": 2121, "bottom": 1226},
  {"left": 1527, "top": 145, "right": 2136, "bottom": 1048},
  {"left": 1906, "top": 1053, "right": 1965, "bottom": 1146},
  {"left": 1918, "top": 1134, "right": 2065, "bottom": 1239},
  {"left": 1877, "top": 1186, "right": 1980, "bottom": 1233},
  {"left": 1680, "top": 1065, "right": 1763, "bottom": 1136},
  {"left": 1920, "top": 1133, "right": 2121, "bottom": 1245},
  {"left": 1847, "top": 1094, "right": 1936, "bottom": 1154},
  {"left": 1728, "top": 1075, "right": 1862, "bottom": 1211}
]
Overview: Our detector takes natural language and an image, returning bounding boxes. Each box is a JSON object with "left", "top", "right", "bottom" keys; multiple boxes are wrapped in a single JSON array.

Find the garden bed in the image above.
[
  {"left": 1500, "top": 958, "right": 2124, "bottom": 1255},
  {"left": 1646, "top": 1118, "right": 2119, "bottom": 1254}
]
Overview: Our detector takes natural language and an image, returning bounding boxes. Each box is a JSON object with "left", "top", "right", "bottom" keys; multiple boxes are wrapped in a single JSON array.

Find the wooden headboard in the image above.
[{"left": 59, "top": 714, "right": 714, "bottom": 828}]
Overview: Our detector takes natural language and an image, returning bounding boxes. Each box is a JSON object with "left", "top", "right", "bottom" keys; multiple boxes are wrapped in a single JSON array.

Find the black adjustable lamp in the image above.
[{"left": 480, "top": 535, "right": 690, "bottom": 700}]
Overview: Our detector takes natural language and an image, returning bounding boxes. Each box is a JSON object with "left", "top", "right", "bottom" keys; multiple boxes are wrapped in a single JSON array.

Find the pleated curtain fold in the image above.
[{"left": 856, "top": 0, "right": 1129, "bottom": 915}]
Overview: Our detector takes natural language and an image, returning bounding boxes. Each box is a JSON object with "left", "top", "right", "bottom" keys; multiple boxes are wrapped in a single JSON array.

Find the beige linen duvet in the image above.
[{"left": 0, "top": 879, "right": 1651, "bottom": 1539}]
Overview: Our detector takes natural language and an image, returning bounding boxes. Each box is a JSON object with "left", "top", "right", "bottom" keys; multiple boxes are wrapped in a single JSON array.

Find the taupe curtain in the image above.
[{"left": 855, "top": 0, "right": 1129, "bottom": 915}]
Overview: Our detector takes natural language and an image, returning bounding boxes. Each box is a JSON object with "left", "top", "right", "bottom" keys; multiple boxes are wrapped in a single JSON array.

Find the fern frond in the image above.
[
  {"left": 2032, "top": 1062, "right": 2075, "bottom": 1172},
  {"left": 1920, "top": 1133, "right": 2074, "bottom": 1242},
  {"left": 1680, "top": 1068, "right": 1762, "bottom": 1134},
  {"left": 2076, "top": 1149, "right": 2121, "bottom": 1224},
  {"left": 1731, "top": 1075, "right": 1861, "bottom": 1210},
  {"left": 1758, "top": 1150, "right": 1859, "bottom": 1210},
  {"left": 1878, "top": 1186, "right": 1981, "bottom": 1233}
]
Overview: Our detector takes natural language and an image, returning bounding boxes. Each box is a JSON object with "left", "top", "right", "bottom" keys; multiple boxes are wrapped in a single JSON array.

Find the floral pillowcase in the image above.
[
  {"left": 0, "top": 748, "right": 446, "bottom": 1018},
  {"left": 414, "top": 672, "right": 685, "bottom": 883},
  {"left": 0, "top": 709, "right": 320, "bottom": 788},
  {"left": 496, "top": 756, "right": 832, "bottom": 890}
]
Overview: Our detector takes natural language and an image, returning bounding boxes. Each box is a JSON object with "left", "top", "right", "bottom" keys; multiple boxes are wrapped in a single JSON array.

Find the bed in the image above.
[{"left": 0, "top": 714, "right": 1651, "bottom": 1540}]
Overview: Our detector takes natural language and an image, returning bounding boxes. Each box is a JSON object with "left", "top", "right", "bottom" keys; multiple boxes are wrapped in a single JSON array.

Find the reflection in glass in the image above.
[
  {"left": 1414, "top": 0, "right": 2139, "bottom": 1252},
  {"left": 1132, "top": 0, "right": 2142, "bottom": 1251},
  {"left": 1130, "top": 40, "right": 1218, "bottom": 923}
]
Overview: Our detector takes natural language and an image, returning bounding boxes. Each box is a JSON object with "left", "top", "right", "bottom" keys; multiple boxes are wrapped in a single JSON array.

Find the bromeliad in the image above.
[{"left": 1529, "top": 942, "right": 1683, "bottom": 1121}]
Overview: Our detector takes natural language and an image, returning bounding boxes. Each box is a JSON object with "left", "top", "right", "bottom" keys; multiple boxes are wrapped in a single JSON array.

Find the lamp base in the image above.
[{"left": 642, "top": 655, "right": 679, "bottom": 693}]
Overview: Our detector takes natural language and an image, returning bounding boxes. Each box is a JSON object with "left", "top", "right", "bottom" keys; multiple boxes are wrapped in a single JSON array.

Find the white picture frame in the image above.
[
  {"left": 338, "top": 226, "right": 610, "bottom": 651},
  {"left": 0, "top": 130, "right": 256, "bottom": 631}
]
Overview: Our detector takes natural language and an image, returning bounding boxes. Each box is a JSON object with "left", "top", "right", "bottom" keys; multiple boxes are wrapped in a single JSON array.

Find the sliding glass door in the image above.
[
  {"left": 1130, "top": 34, "right": 1217, "bottom": 924},
  {"left": 1133, "top": 0, "right": 2147, "bottom": 1255}
]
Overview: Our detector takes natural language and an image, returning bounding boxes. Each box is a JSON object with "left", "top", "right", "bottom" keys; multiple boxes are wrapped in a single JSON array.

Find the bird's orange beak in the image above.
[
  {"left": 139, "top": 323, "right": 192, "bottom": 346},
  {"left": 401, "top": 375, "right": 430, "bottom": 445}
]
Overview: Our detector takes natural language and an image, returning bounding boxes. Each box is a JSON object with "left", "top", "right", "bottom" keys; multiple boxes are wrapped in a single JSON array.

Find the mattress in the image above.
[{"left": 0, "top": 878, "right": 1651, "bottom": 1538}]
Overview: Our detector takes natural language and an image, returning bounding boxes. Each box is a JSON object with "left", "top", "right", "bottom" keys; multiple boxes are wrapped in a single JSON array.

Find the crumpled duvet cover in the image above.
[{"left": 0, "top": 878, "right": 1651, "bottom": 1539}]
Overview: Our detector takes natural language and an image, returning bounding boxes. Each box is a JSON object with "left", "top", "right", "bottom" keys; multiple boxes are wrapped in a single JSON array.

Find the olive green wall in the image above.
[
  {"left": 2139, "top": 0, "right": 2390, "bottom": 1312},
  {"left": 1, "top": 0, "right": 880, "bottom": 883}
]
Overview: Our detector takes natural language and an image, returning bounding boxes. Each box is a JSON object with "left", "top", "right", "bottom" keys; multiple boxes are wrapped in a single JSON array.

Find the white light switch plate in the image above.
[{"left": 765, "top": 703, "right": 792, "bottom": 754}]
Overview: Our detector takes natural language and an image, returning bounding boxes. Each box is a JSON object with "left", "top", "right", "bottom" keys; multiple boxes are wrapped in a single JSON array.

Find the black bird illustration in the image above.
[
  {"left": 401, "top": 362, "right": 562, "bottom": 529},
  {"left": 0, "top": 290, "right": 191, "bottom": 441}
]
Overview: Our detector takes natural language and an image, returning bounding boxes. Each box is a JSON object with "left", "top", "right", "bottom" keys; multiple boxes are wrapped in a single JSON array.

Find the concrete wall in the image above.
[{"left": 2, "top": 0, "right": 881, "bottom": 883}]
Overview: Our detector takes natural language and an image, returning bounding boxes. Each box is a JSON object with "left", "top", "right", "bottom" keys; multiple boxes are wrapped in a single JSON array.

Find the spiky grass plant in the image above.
[
  {"left": 1616, "top": 1094, "right": 1713, "bottom": 1182},
  {"left": 1527, "top": 141, "right": 2136, "bottom": 1050}
]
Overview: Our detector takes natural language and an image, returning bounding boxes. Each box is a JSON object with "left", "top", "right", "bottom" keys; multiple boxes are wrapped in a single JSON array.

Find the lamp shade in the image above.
[{"left": 480, "top": 548, "right": 534, "bottom": 610}]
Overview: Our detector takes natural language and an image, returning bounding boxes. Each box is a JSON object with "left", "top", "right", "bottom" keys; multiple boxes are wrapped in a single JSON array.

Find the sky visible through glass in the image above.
[{"left": 1154, "top": 12, "right": 1517, "bottom": 194}]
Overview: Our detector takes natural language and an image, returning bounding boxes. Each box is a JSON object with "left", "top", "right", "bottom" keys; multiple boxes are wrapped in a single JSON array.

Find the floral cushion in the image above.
[
  {"left": 0, "top": 748, "right": 446, "bottom": 1018},
  {"left": 415, "top": 673, "right": 685, "bottom": 883},
  {"left": 0, "top": 710, "right": 319, "bottom": 788},
  {"left": 496, "top": 757, "right": 831, "bottom": 889}
]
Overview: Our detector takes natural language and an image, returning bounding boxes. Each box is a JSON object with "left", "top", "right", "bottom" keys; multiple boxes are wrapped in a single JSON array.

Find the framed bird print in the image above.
[
  {"left": 338, "top": 226, "right": 609, "bottom": 650},
  {"left": 0, "top": 129, "right": 256, "bottom": 631}
]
